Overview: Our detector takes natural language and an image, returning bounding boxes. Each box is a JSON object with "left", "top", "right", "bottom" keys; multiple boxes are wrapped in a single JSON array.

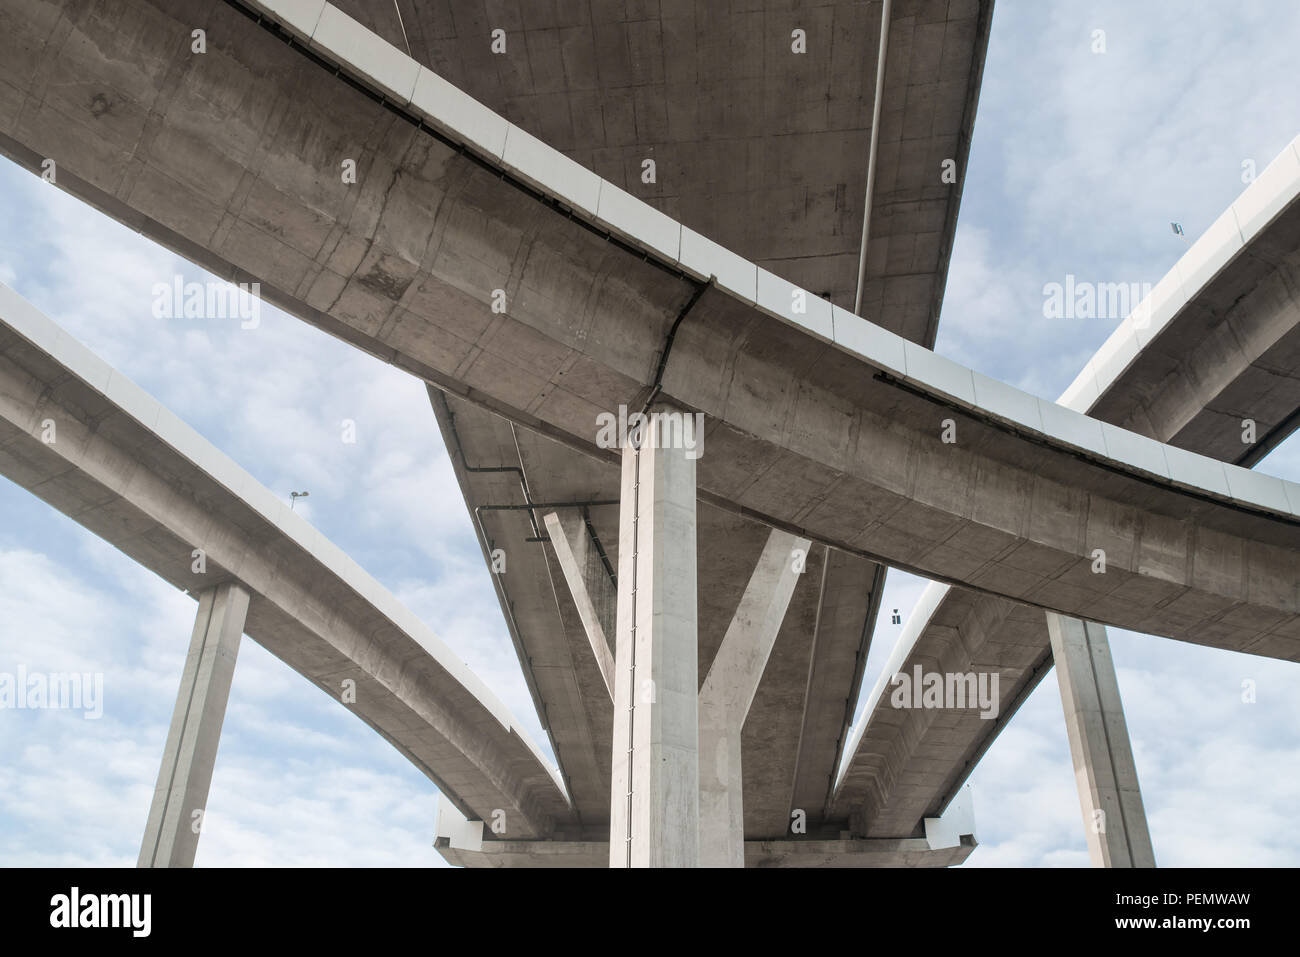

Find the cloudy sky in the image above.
[{"left": 2, "top": 0, "right": 1299, "bottom": 867}]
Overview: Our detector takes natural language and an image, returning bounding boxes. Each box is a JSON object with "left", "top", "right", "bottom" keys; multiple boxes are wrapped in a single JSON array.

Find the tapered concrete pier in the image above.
[
  {"left": 139, "top": 582, "right": 250, "bottom": 868},
  {"left": 1046, "top": 613, "right": 1156, "bottom": 868}
]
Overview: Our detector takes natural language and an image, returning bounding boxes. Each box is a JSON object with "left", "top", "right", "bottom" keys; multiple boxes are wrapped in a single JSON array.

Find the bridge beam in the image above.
[
  {"left": 609, "top": 412, "right": 699, "bottom": 867},
  {"left": 1046, "top": 613, "right": 1156, "bottom": 868},
  {"left": 139, "top": 581, "right": 249, "bottom": 868}
]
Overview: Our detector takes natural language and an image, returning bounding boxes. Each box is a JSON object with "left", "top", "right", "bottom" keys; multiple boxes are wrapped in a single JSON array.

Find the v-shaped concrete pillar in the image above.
[
  {"left": 698, "top": 529, "right": 810, "bottom": 867},
  {"left": 139, "top": 582, "right": 249, "bottom": 868},
  {"left": 1046, "top": 613, "right": 1156, "bottom": 868}
]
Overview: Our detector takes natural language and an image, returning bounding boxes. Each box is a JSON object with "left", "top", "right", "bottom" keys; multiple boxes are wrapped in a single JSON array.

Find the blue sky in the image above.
[{"left": 2, "top": 0, "right": 1299, "bottom": 867}]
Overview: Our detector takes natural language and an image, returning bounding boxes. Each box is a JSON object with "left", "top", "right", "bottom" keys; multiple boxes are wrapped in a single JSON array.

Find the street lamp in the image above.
[{"left": 290, "top": 490, "right": 310, "bottom": 510}]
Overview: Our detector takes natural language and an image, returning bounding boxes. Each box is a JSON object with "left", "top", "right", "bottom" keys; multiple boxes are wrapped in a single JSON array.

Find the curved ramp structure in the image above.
[
  {"left": 0, "top": 283, "right": 572, "bottom": 840},
  {"left": 834, "top": 135, "right": 1300, "bottom": 838}
]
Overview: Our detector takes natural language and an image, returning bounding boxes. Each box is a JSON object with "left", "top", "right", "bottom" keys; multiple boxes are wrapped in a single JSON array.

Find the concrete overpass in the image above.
[
  {"left": 381, "top": 0, "right": 996, "bottom": 844},
  {"left": 1, "top": 0, "right": 1297, "bottom": 867},
  {"left": 0, "top": 0, "right": 996, "bottom": 855},
  {"left": 3, "top": 0, "right": 1293, "bottom": 651},
  {"left": 0, "top": 279, "right": 980, "bottom": 865},
  {"left": 833, "top": 133, "right": 1300, "bottom": 844}
]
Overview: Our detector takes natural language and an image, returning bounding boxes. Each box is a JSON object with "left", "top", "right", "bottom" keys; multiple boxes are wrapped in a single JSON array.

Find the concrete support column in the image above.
[
  {"left": 698, "top": 698, "right": 745, "bottom": 868},
  {"left": 139, "top": 581, "right": 250, "bottom": 868},
  {"left": 698, "top": 528, "right": 809, "bottom": 867},
  {"left": 1046, "top": 612, "right": 1155, "bottom": 868},
  {"left": 608, "top": 412, "right": 698, "bottom": 868}
]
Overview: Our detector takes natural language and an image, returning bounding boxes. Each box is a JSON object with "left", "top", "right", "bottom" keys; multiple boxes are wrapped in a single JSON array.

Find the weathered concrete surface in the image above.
[
  {"left": 609, "top": 414, "right": 698, "bottom": 867},
  {"left": 834, "top": 160, "right": 1300, "bottom": 839},
  {"left": 139, "top": 582, "right": 249, "bottom": 868},
  {"left": 435, "top": 835, "right": 975, "bottom": 868},
  {"left": 6, "top": 0, "right": 1300, "bottom": 862},
  {"left": 325, "top": 0, "right": 995, "bottom": 346},
  {"left": 374, "top": 0, "right": 966, "bottom": 851},
  {"left": 1046, "top": 614, "right": 1156, "bottom": 868},
  {"left": 699, "top": 528, "right": 809, "bottom": 867},
  {"left": 3, "top": 0, "right": 1296, "bottom": 658},
  {"left": 0, "top": 284, "right": 572, "bottom": 840}
]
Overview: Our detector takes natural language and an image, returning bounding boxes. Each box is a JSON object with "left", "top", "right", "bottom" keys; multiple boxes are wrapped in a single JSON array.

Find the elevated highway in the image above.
[
  {"left": 2, "top": 0, "right": 1298, "bottom": 865},
  {"left": 834, "top": 135, "right": 1300, "bottom": 839},
  {"left": 2, "top": 0, "right": 1294, "bottom": 651}
]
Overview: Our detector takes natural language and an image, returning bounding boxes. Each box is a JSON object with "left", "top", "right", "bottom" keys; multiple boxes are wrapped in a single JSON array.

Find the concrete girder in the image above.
[
  {"left": 1067, "top": 134, "right": 1300, "bottom": 467},
  {"left": 428, "top": 388, "right": 614, "bottom": 830},
  {"left": 315, "top": 0, "right": 995, "bottom": 345},
  {"left": 434, "top": 790, "right": 977, "bottom": 868}
]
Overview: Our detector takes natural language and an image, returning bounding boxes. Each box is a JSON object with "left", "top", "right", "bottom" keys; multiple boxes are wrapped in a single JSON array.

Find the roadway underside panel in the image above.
[{"left": 327, "top": 0, "right": 994, "bottom": 345}]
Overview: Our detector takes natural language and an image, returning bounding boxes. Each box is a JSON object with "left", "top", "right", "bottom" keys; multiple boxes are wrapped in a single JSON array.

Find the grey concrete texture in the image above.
[
  {"left": 543, "top": 509, "right": 616, "bottom": 699},
  {"left": 609, "top": 416, "right": 699, "bottom": 867},
  {"left": 4, "top": 0, "right": 1295, "bottom": 658},
  {"left": 139, "top": 582, "right": 249, "bottom": 868},
  {"left": 1046, "top": 614, "right": 1156, "bottom": 868},
  {"left": 835, "top": 157, "right": 1300, "bottom": 840},
  {"left": 0, "top": 292, "right": 573, "bottom": 841},
  {"left": 699, "top": 527, "right": 810, "bottom": 867},
  {"left": 323, "top": 0, "right": 993, "bottom": 346},
  {"left": 834, "top": 585, "right": 1044, "bottom": 836}
]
